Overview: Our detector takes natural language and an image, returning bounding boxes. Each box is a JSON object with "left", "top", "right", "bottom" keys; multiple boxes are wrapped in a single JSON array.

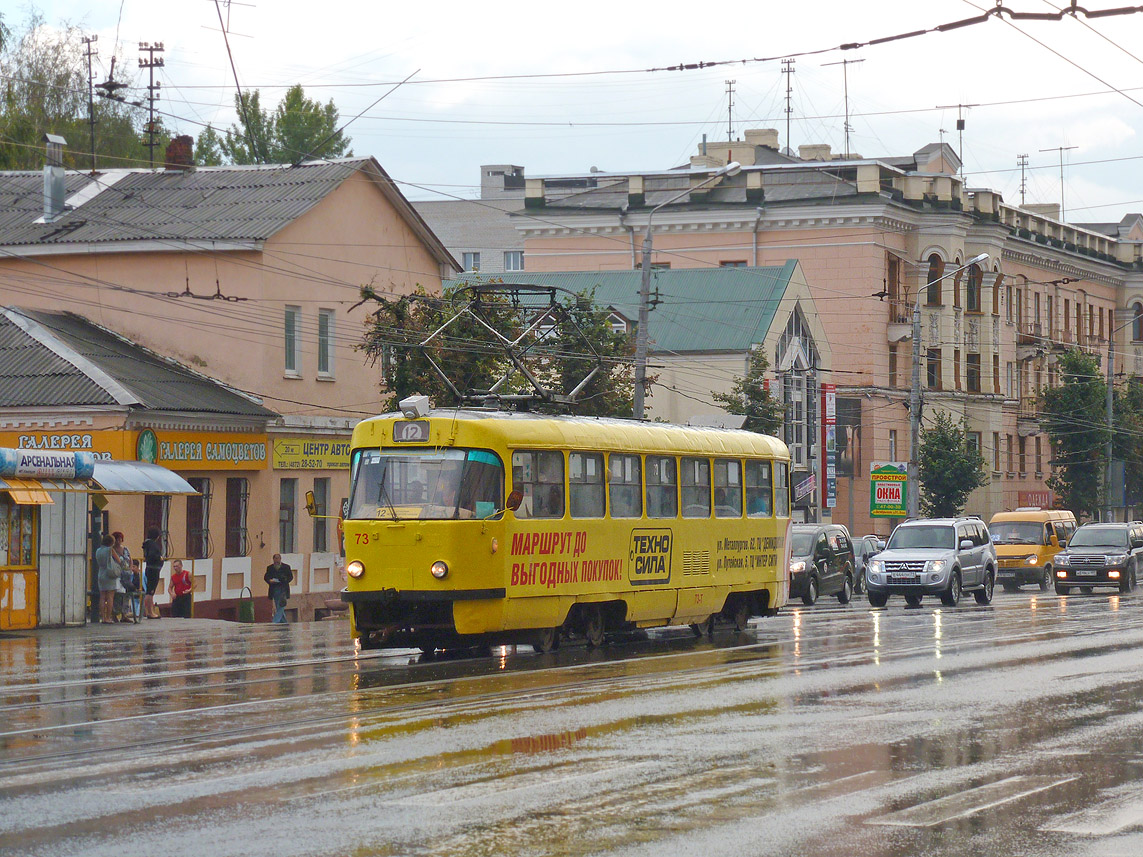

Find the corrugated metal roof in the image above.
[
  {"left": 0, "top": 160, "right": 362, "bottom": 246},
  {"left": 0, "top": 308, "right": 277, "bottom": 417},
  {"left": 444, "top": 263, "right": 796, "bottom": 353}
]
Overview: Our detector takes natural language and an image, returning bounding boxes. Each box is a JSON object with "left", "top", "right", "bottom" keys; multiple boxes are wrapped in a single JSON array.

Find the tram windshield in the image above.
[{"left": 348, "top": 448, "right": 503, "bottom": 520}]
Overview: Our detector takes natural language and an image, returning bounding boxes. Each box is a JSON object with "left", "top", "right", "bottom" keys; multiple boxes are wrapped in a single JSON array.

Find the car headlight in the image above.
[
  {"left": 1055, "top": 554, "right": 1070, "bottom": 567},
  {"left": 789, "top": 560, "right": 806, "bottom": 574},
  {"left": 1107, "top": 554, "right": 1128, "bottom": 566},
  {"left": 431, "top": 560, "right": 449, "bottom": 580},
  {"left": 925, "top": 559, "right": 947, "bottom": 574},
  {"left": 347, "top": 560, "right": 365, "bottom": 579},
  {"left": 868, "top": 559, "right": 885, "bottom": 575},
  {"left": 1025, "top": 554, "right": 1038, "bottom": 565}
]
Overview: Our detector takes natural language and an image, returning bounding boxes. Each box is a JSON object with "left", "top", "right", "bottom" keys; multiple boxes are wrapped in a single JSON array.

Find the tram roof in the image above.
[{"left": 355, "top": 409, "right": 790, "bottom": 459}]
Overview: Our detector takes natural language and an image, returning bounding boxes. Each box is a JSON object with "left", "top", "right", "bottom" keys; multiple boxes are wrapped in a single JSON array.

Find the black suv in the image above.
[
  {"left": 1053, "top": 522, "right": 1143, "bottom": 594},
  {"left": 788, "top": 524, "right": 857, "bottom": 606}
]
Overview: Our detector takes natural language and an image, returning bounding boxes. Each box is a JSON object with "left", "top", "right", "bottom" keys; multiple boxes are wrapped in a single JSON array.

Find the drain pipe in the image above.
[
  {"left": 620, "top": 204, "right": 637, "bottom": 269},
  {"left": 752, "top": 206, "right": 764, "bottom": 266}
]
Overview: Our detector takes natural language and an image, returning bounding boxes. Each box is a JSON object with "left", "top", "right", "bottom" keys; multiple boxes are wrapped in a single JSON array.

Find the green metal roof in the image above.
[{"left": 444, "top": 262, "right": 796, "bottom": 353}]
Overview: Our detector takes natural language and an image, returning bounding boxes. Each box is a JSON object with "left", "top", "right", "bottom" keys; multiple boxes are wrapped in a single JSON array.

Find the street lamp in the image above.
[
  {"left": 907, "top": 251, "right": 989, "bottom": 517},
  {"left": 1104, "top": 311, "right": 1136, "bottom": 521},
  {"left": 632, "top": 161, "right": 742, "bottom": 419}
]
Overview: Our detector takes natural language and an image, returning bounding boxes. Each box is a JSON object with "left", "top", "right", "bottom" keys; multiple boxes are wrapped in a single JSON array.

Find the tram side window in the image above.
[
  {"left": 681, "top": 457, "right": 711, "bottom": 518},
  {"left": 745, "top": 460, "right": 773, "bottom": 517},
  {"left": 646, "top": 456, "right": 678, "bottom": 518},
  {"left": 512, "top": 450, "right": 565, "bottom": 519},
  {"left": 569, "top": 452, "right": 605, "bottom": 518},
  {"left": 774, "top": 462, "right": 790, "bottom": 517},
  {"left": 713, "top": 459, "right": 743, "bottom": 518},
  {"left": 609, "top": 454, "right": 642, "bottom": 518}
]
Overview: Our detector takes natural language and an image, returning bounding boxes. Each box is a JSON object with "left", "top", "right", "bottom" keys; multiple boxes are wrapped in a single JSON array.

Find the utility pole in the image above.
[
  {"left": 823, "top": 57, "right": 864, "bottom": 158},
  {"left": 935, "top": 103, "right": 978, "bottom": 179},
  {"left": 1039, "top": 144, "right": 1078, "bottom": 220},
  {"left": 782, "top": 58, "right": 795, "bottom": 154},
  {"left": 1017, "top": 154, "right": 1029, "bottom": 206},
  {"left": 725, "top": 79, "right": 736, "bottom": 142},
  {"left": 82, "top": 35, "right": 98, "bottom": 173},
  {"left": 139, "top": 42, "right": 165, "bottom": 169}
]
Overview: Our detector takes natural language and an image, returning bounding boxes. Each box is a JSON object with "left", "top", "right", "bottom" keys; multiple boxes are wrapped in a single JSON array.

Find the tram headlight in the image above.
[
  {"left": 347, "top": 560, "right": 365, "bottom": 579},
  {"left": 431, "top": 560, "right": 449, "bottom": 580}
]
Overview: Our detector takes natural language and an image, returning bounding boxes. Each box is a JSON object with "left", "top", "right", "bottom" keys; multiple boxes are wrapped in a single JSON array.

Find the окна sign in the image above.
[{"left": 870, "top": 461, "right": 908, "bottom": 517}]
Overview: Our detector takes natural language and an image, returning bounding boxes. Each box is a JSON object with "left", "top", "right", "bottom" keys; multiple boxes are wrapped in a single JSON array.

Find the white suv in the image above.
[{"left": 864, "top": 517, "right": 997, "bottom": 608}]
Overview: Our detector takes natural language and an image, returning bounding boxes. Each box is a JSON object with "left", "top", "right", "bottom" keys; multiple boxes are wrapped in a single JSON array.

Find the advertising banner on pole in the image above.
[
  {"left": 870, "top": 461, "right": 908, "bottom": 517},
  {"left": 821, "top": 384, "right": 836, "bottom": 509}
]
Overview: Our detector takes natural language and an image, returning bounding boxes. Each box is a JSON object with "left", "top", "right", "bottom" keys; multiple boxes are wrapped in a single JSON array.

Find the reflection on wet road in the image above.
[{"left": 4, "top": 592, "right": 1143, "bottom": 856}]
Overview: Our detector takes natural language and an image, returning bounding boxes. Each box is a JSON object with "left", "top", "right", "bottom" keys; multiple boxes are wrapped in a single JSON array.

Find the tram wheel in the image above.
[
  {"left": 583, "top": 606, "right": 606, "bottom": 648},
  {"left": 533, "top": 627, "right": 560, "bottom": 653},
  {"left": 732, "top": 600, "right": 751, "bottom": 632}
]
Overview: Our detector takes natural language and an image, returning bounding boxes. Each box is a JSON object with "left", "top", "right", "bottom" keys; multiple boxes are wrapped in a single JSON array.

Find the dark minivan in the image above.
[{"left": 788, "top": 524, "right": 857, "bottom": 606}]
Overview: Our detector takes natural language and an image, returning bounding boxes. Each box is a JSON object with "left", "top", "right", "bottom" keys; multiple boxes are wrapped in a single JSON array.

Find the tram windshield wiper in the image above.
[{"left": 377, "top": 469, "right": 400, "bottom": 521}]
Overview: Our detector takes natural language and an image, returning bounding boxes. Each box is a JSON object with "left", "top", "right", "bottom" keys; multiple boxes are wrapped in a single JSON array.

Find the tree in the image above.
[
  {"left": 357, "top": 283, "right": 634, "bottom": 417},
  {"left": 917, "top": 411, "right": 987, "bottom": 517},
  {"left": 194, "top": 124, "right": 224, "bottom": 166},
  {"left": 221, "top": 85, "right": 351, "bottom": 165},
  {"left": 1040, "top": 348, "right": 1108, "bottom": 518},
  {"left": 712, "top": 347, "right": 783, "bottom": 435}
]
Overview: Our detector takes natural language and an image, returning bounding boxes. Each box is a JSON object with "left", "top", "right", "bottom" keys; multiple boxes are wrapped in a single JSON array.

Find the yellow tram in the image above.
[{"left": 340, "top": 407, "right": 792, "bottom": 651}]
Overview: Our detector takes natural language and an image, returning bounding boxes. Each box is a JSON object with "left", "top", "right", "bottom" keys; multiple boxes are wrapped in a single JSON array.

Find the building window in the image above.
[
  {"left": 954, "top": 349, "right": 962, "bottom": 390},
  {"left": 312, "top": 477, "right": 329, "bottom": 553},
  {"left": 888, "top": 430, "right": 897, "bottom": 462},
  {"left": 1007, "top": 361, "right": 1015, "bottom": 399},
  {"left": 967, "top": 431, "right": 982, "bottom": 458},
  {"left": 1047, "top": 294, "right": 1053, "bottom": 337},
  {"left": 284, "top": 306, "right": 301, "bottom": 375},
  {"left": 992, "top": 431, "right": 1001, "bottom": 472},
  {"left": 225, "top": 477, "right": 249, "bottom": 557},
  {"left": 1006, "top": 285, "right": 1013, "bottom": 322},
  {"left": 966, "top": 352, "right": 981, "bottom": 393},
  {"left": 144, "top": 495, "right": 171, "bottom": 557},
  {"left": 650, "top": 262, "right": 671, "bottom": 270},
  {"left": 888, "top": 345, "right": 897, "bottom": 388},
  {"left": 1018, "top": 436, "right": 1027, "bottom": 474},
  {"left": 1035, "top": 436, "right": 1043, "bottom": 474},
  {"left": 185, "top": 478, "right": 212, "bottom": 559},
  {"left": 504, "top": 250, "right": 524, "bottom": 271},
  {"left": 719, "top": 260, "right": 747, "bottom": 267},
  {"left": 462, "top": 252, "right": 480, "bottom": 271},
  {"left": 0, "top": 499, "right": 36, "bottom": 567},
  {"left": 992, "top": 272, "right": 1002, "bottom": 317},
  {"left": 926, "top": 348, "right": 941, "bottom": 390},
  {"left": 1134, "top": 303, "right": 1143, "bottom": 342},
  {"left": 993, "top": 353, "right": 1001, "bottom": 394},
  {"left": 1006, "top": 435, "right": 1014, "bottom": 473},
  {"left": 926, "top": 254, "right": 944, "bottom": 305},
  {"left": 952, "top": 265, "right": 962, "bottom": 308},
  {"left": 1064, "top": 299, "right": 1071, "bottom": 336},
  {"left": 317, "top": 309, "right": 334, "bottom": 377},
  {"left": 966, "top": 265, "right": 982, "bottom": 312},
  {"left": 279, "top": 478, "right": 297, "bottom": 554}
]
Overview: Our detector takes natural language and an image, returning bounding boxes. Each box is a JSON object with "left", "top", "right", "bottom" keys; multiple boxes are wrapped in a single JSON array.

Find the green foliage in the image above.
[
  {"left": 358, "top": 283, "right": 634, "bottom": 417},
  {"left": 221, "top": 85, "right": 351, "bottom": 164},
  {"left": 1114, "top": 377, "right": 1143, "bottom": 508},
  {"left": 1040, "top": 348, "right": 1107, "bottom": 518},
  {"left": 711, "top": 348, "right": 783, "bottom": 435},
  {"left": 0, "top": 11, "right": 171, "bottom": 171},
  {"left": 917, "top": 411, "right": 987, "bottom": 517},
  {"left": 194, "top": 124, "right": 224, "bottom": 166}
]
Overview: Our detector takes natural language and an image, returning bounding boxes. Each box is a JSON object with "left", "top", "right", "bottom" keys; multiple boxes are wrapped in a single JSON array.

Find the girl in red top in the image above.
[{"left": 169, "top": 559, "right": 194, "bottom": 618}]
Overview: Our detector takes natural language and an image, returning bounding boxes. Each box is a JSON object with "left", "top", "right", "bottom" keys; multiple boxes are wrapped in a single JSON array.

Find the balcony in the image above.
[
  {"left": 1016, "top": 322, "right": 1044, "bottom": 361},
  {"left": 1017, "top": 395, "right": 1040, "bottom": 436},
  {"left": 888, "top": 298, "right": 913, "bottom": 343}
]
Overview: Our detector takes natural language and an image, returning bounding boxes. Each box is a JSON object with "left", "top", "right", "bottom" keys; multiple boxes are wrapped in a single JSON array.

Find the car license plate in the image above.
[{"left": 1076, "top": 569, "right": 1097, "bottom": 577}]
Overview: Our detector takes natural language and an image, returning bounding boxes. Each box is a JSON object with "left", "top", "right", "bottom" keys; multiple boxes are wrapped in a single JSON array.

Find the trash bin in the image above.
[{"left": 238, "top": 586, "right": 255, "bottom": 623}]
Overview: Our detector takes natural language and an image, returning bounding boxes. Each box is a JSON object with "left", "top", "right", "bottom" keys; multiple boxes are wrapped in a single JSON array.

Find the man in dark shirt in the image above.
[{"left": 264, "top": 554, "right": 294, "bottom": 624}]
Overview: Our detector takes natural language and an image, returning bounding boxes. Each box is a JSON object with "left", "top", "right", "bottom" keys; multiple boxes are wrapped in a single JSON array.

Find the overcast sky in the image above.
[{"left": 23, "top": 0, "right": 1143, "bottom": 223}]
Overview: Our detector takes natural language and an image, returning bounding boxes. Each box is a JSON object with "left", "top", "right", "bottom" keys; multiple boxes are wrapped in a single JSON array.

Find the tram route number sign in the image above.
[
  {"left": 870, "top": 461, "right": 908, "bottom": 517},
  {"left": 392, "top": 420, "right": 430, "bottom": 443}
]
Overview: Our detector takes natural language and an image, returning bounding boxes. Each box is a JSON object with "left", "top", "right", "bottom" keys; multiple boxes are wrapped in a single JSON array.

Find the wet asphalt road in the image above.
[{"left": 4, "top": 591, "right": 1143, "bottom": 856}]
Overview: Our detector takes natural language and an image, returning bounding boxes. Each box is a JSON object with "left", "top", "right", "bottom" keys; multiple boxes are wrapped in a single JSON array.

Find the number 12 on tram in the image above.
[{"left": 339, "top": 409, "right": 792, "bottom": 652}]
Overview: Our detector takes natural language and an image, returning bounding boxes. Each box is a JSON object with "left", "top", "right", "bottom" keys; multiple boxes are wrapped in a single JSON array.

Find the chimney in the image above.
[
  {"left": 165, "top": 135, "right": 195, "bottom": 170},
  {"left": 798, "top": 143, "right": 833, "bottom": 161},
  {"left": 744, "top": 129, "right": 780, "bottom": 150},
  {"left": 42, "top": 134, "right": 67, "bottom": 221}
]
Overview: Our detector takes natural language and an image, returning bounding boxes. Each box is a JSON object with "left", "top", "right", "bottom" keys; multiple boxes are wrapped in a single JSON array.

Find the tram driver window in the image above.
[
  {"left": 646, "top": 456, "right": 678, "bottom": 518},
  {"left": 569, "top": 452, "right": 605, "bottom": 518},
  {"left": 512, "top": 450, "right": 565, "bottom": 519},
  {"left": 713, "top": 459, "right": 743, "bottom": 517},
  {"left": 681, "top": 457, "right": 711, "bottom": 518},
  {"left": 745, "top": 460, "right": 772, "bottom": 517},
  {"left": 774, "top": 462, "right": 790, "bottom": 518},
  {"left": 608, "top": 454, "right": 642, "bottom": 518}
]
